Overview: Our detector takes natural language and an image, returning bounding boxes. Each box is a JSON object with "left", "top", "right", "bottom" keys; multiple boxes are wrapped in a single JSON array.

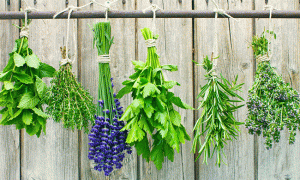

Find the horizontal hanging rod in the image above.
[{"left": 1, "top": 10, "right": 300, "bottom": 19}]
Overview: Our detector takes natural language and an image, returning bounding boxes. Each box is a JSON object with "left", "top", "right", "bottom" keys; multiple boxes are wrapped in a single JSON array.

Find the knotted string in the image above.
[
  {"left": 92, "top": 0, "right": 120, "bottom": 21},
  {"left": 262, "top": 5, "right": 276, "bottom": 62},
  {"left": 54, "top": 1, "right": 94, "bottom": 65},
  {"left": 143, "top": 4, "right": 161, "bottom": 33},
  {"left": 20, "top": 0, "right": 38, "bottom": 38}
]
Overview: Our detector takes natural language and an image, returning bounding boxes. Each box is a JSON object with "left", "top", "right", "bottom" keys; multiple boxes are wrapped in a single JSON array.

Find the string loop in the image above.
[
  {"left": 263, "top": 5, "right": 277, "bottom": 61},
  {"left": 54, "top": 1, "right": 94, "bottom": 65},
  {"left": 20, "top": 0, "right": 38, "bottom": 38},
  {"left": 92, "top": 0, "right": 120, "bottom": 21},
  {"left": 143, "top": 4, "right": 161, "bottom": 33}
]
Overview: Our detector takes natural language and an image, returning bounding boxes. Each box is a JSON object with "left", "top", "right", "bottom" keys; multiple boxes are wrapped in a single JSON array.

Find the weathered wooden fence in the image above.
[{"left": 1, "top": 0, "right": 300, "bottom": 179}]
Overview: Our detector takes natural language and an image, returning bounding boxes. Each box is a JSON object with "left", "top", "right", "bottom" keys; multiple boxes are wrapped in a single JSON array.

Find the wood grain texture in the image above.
[
  {"left": 21, "top": 0, "right": 79, "bottom": 179},
  {"left": 255, "top": 0, "right": 300, "bottom": 179},
  {"left": 78, "top": 0, "right": 137, "bottom": 179},
  {"left": 137, "top": 0, "right": 194, "bottom": 179},
  {"left": 195, "top": 0, "right": 255, "bottom": 179},
  {"left": 0, "top": 1, "right": 20, "bottom": 180}
]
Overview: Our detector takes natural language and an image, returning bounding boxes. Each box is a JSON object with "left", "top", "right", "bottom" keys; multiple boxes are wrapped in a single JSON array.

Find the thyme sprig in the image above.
[
  {"left": 193, "top": 55, "right": 244, "bottom": 166},
  {"left": 46, "top": 47, "right": 96, "bottom": 133},
  {"left": 246, "top": 30, "right": 300, "bottom": 149}
]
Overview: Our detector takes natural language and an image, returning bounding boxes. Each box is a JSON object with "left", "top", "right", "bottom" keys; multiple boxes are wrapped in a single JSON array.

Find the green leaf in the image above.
[
  {"left": 163, "top": 142, "right": 174, "bottom": 162},
  {"left": 32, "top": 107, "right": 49, "bottom": 119},
  {"left": 131, "top": 98, "right": 144, "bottom": 113},
  {"left": 116, "top": 85, "right": 132, "bottom": 99},
  {"left": 163, "top": 81, "right": 180, "bottom": 89},
  {"left": 143, "top": 83, "right": 161, "bottom": 98},
  {"left": 0, "top": 71, "right": 12, "bottom": 82},
  {"left": 3, "top": 54, "right": 15, "bottom": 73},
  {"left": 35, "top": 76, "right": 47, "bottom": 98},
  {"left": 138, "top": 114, "right": 152, "bottom": 134},
  {"left": 135, "top": 136, "right": 151, "bottom": 161},
  {"left": 14, "top": 72, "right": 33, "bottom": 84},
  {"left": 25, "top": 122, "right": 41, "bottom": 136},
  {"left": 171, "top": 96, "right": 193, "bottom": 109},
  {"left": 144, "top": 102, "right": 155, "bottom": 118},
  {"left": 132, "top": 60, "right": 146, "bottom": 70},
  {"left": 166, "top": 124, "right": 180, "bottom": 152},
  {"left": 39, "top": 63, "right": 56, "bottom": 78},
  {"left": 25, "top": 53, "right": 40, "bottom": 69},
  {"left": 13, "top": 53, "right": 26, "bottom": 67},
  {"left": 4, "top": 81, "right": 14, "bottom": 90},
  {"left": 126, "top": 123, "right": 145, "bottom": 143},
  {"left": 150, "top": 142, "right": 164, "bottom": 170},
  {"left": 37, "top": 116, "right": 46, "bottom": 134},
  {"left": 0, "top": 110, "right": 9, "bottom": 125},
  {"left": 170, "top": 109, "right": 181, "bottom": 126},
  {"left": 154, "top": 111, "right": 169, "bottom": 127},
  {"left": 10, "top": 108, "right": 23, "bottom": 120},
  {"left": 120, "top": 107, "right": 134, "bottom": 121},
  {"left": 18, "top": 93, "right": 39, "bottom": 109},
  {"left": 22, "top": 110, "right": 33, "bottom": 125},
  {"left": 161, "top": 65, "right": 178, "bottom": 72}
]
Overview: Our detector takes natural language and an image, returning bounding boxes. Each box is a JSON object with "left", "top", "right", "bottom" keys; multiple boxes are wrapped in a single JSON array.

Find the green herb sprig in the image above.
[
  {"left": 192, "top": 55, "right": 244, "bottom": 166},
  {"left": 0, "top": 20, "right": 56, "bottom": 137},
  {"left": 46, "top": 47, "right": 96, "bottom": 133},
  {"left": 117, "top": 27, "right": 192, "bottom": 170},
  {"left": 246, "top": 30, "right": 300, "bottom": 149}
]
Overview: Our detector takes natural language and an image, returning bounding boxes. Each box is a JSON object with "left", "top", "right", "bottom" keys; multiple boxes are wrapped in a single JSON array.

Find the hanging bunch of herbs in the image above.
[
  {"left": 116, "top": 27, "right": 192, "bottom": 170},
  {"left": 46, "top": 47, "right": 96, "bottom": 133},
  {"left": 88, "top": 22, "right": 132, "bottom": 176},
  {"left": 245, "top": 30, "right": 300, "bottom": 149},
  {"left": 0, "top": 20, "right": 56, "bottom": 137},
  {"left": 192, "top": 55, "right": 244, "bottom": 166}
]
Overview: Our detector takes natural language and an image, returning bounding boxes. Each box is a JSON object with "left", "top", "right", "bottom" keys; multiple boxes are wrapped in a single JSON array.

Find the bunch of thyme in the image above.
[
  {"left": 246, "top": 30, "right": 300, "bottom": 149},
  {"left": 193, "top": 54, "right": 244, "bottom": 166},
  {"left": 46, "top": 47, "right": 96, "bottom": 133}
]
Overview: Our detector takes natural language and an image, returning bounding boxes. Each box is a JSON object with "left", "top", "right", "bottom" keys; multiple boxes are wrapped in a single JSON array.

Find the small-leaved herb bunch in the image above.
[
  {"left": 117, "top": 27, "right": 192, "bottom": 170},
  {"left": 245, "top": 30, "right": 300, "bottom": 149},
  {"left": 88, "top": 22, "right": 132, "bottom": 176},
  {"left": 192, "top": 55, "right": 244, "bottom": 166},
  {"left": 0, "top": 19, "right": 56, "bottom": 137},
  {"left": 46, "top": 47, "right": 96, "bottom": 133}
]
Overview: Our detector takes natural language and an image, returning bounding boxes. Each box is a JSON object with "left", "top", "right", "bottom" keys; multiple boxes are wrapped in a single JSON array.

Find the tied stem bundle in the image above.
[
  {"left": 117, "top": 28, "right": 192, "bottom": 170},
  {"left": 0, "top": 20, "right": 56, "bottom": 137},
  {"left": 246, "top": 30, "right": 300, "bottom": 149},
  {"left": 46, "top": 47, "right": 96, "bottom": 133},
  {"left": 88, "top": 22, "right": 132, "bottom": 176},
  {"left": 192, "top": 55, "right": 244, "bottom": 166}
]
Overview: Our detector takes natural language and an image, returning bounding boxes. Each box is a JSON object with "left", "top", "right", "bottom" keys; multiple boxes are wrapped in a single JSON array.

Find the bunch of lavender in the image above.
[
  {"left": 245, "top": 30, "right": 300, "bottom": 149},
  {"left": 88, "top": 22, "right": 132, "bottom": 176}
]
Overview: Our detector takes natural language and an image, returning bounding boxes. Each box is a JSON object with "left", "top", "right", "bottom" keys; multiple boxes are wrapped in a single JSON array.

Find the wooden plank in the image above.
[
  {"left": 137, "top": 1, "right": 194, "bottom": 179},
  {"left": 255, "top": 0, "right": 300, "bottom": 179},
  {"left": 195, "top": 0, "right": 255, "bottom": 179},
  {"left": 78, "top": 0, "right": 137, "bottom": 179},
  {"left": 0, "top": 1, "right": 20, "bottom": 180},
  {"left": 21, "top": 0, "right": 79, "bottom": 179}
]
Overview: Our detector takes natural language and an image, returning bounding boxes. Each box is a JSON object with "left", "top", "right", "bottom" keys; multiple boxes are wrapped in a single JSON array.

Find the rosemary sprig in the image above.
[{"left": 193, "top": 55, "right": 244, "bottom": 166}]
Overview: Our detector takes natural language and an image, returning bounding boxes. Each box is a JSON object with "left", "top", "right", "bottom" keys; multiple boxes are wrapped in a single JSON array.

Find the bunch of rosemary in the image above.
[
  {"left": 88, "top": 22, "right": 131, "bottom": 176},
  {"left": 192, "top": 55, "right": 244, "bottom": 166},
  {"left": 245, "top": 30, "right": 300, "bottom": 149},
  {"left": 0, "top": 20, "right": 56, "bottom": 136},
  {"left": 46, "top": 47, "right": 96, "bottom": 133},
  {"left": 117, "top": 28, "right": 192, "bottom": 170}
]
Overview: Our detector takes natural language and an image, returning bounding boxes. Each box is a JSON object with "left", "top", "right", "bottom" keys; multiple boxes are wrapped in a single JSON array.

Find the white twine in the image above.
[
  {"left": 256, "top": 54, "right": 270, "bottom": 63},
  {"left": 142, "top": 4, "right": 161, "bottom": 33},
  {"left": 92, "top": 0, "right": 120, "bottom": 21},
  {"left": 54, "top": 1, "right": 94, "bottom": 65},
  {"left": 145, "top": 39, "right": 156, "bottom": 47},
  {"left": 263, "top": 5, "right": 276, "bottom": 61},
  {"left": 20, "top": 0, "right": 38, "bottom": 38},
  {"left": 98, "top": 55, "right": 111, "bottom": 63}
]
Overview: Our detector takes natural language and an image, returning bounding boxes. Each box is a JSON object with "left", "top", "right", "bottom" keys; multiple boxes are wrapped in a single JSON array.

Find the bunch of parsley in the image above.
[{"left": 117, "top": 27, "right": 192, "bottom": 170}]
